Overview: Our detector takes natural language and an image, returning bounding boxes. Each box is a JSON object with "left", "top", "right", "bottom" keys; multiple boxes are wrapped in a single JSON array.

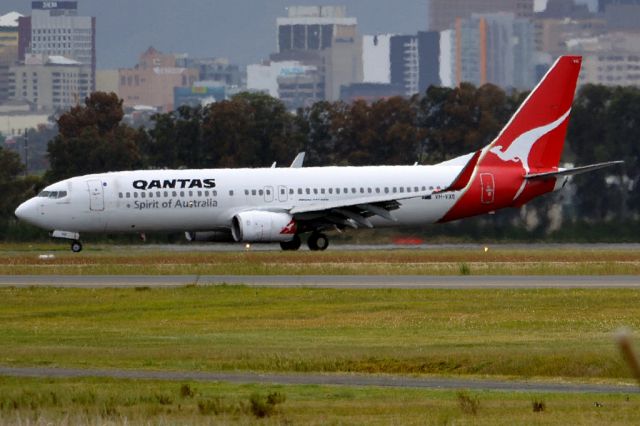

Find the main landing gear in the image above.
[
  {"left": 279, "top": 233, "right": 330, "bottom": 251},
  {"left": 70, "top": 240, "right": 83, "bottom": 253},
  {"left": 307, "top": 232, "right": 329, "bottom": 251},
  {"left": 280, "top": 234, "right": 302, "bottom": 251}
]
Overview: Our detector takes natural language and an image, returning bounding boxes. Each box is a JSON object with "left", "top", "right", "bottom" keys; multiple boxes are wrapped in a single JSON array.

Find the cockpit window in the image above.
[{"left": 38, "top": 190, "right": 67, "bottom": 198}]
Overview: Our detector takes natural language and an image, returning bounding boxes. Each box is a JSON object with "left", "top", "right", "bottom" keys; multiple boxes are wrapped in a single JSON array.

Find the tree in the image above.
[{"left": 46, "top": 92, "right": 143, "bottom": 182}]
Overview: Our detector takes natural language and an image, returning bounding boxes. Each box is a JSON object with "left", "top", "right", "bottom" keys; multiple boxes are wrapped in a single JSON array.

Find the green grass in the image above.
[
  {"left": 0, "top": 376, "right": 638, "bottom": 425},
  {"left": 1, "top": 286, "right": 639, "bottom": 381},
  {"left": 0, "top": 244, "right": 639, "bottom": 275}
]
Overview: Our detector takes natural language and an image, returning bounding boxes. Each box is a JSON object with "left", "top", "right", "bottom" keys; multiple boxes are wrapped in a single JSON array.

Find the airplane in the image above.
[{"left": 14, "top": 55, "right": 622, "bottom": 252}]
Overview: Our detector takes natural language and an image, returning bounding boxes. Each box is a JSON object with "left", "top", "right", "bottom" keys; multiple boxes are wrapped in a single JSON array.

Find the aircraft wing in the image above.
[{"left": 286, "top": 190, "right": 435, "bottom": 229}]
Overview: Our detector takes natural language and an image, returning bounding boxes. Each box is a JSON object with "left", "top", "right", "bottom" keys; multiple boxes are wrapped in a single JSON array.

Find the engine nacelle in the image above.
[
  {"left": 231, "top": 211, "right": 296, "bottom": 242},
  {"left": 185, "top": 230, "right": 234, "bottom": 242}
]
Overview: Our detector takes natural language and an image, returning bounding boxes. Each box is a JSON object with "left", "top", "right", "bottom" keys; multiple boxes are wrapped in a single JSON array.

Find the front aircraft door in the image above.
[
  {"left": 480, "top": 173, "right": 495, "bottom": 204},
  {"left": 87, "top": 179, "right": 104, "bottom": 211}
]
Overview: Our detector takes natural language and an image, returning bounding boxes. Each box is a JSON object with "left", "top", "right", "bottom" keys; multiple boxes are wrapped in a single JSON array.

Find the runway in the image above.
[
  {"left": 0, "top": 366, "right": 637, "bottom": 394},
  {"left": 0, "top": 274, "right": 638, "bottom": 288}
]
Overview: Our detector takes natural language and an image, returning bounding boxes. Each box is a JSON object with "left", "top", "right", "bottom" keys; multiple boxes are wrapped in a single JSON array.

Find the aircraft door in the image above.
[
  {"left": 480, "top": 173, "right": 495, "bottom": 204},
  {"left": 87, "top": 179, "right": 105, "bottom": 211},
  {"left": 278, "top": 185, "right": 288, "bottom": 202},
  {"left": 264, "top": 186, "right": 274, "bottom": 203}
]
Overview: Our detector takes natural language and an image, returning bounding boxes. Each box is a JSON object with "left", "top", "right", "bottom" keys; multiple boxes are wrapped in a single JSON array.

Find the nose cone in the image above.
[{"left": 14, "top": 199, "right": 39, "bottom": 226}]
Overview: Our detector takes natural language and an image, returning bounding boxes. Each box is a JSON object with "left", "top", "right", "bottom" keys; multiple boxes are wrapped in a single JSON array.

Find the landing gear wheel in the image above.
[
  {"left": 70, "top": 240, "right": 83, "bottom": 253},
  {"left": 280, "top": 235, "right": 302, "bottom": 251},
  {"left": 307, "top": 233, "right": 329, "bottom": 251}
]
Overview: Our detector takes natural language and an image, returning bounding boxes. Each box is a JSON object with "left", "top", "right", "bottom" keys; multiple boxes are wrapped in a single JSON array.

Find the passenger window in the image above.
[
  {"left": 172, "top": 191, "right": 177, "bottom": 197},
  {"left": 429, "top": 186, "right": 434, "bottom": 190},
  {"left": 320, "top": 188, "right": 325, "bottom": 194},
  {"left": 213, "top": 190, "right": 218, "bottom": 196},
  {"left": 289, "top": 189, "right": 294, "bottom": 195},
  {"left": 328, "top": 188, "right": 333, "bottom": 194},
  {"left": 392, "top": 187, "right": 397, "bottom": 193},
  {"left": 385, "top": 187, "right": 389, "bottom": 193},
  {"left": 406, "top": 187, "right": 411, "bottom": 192},
  {"left": 164, "top": 191, "right": 169, "bottom": 197},
  {"left": 313, "top": 188, "right": 318, "bottom": 194},
  {"left": 134, "top": 192, "right": 138, "bottom": 198},
  {"left": 156, "top": 191, "right": 161, "bottom": 197},
  {"left": 266, "top": 190, "right": 271, "bottom": 195},
  {"left": 229, "top": 190, "right": 234, "bottom": 196},
  {"left": 148, "top": 192, "right": 153, "bottom": 198},
  {"left": 375, "top": 188, "right": 380, "bottom": 193},
  {"left": 118, "top": 192, "right": 123, "bottom": 198},
  {"left": 421, "top": 186, "right": 426, "bottom": 191},
  {"left": 180, "top": 191, "right": 185, "bottom": 197},
  {"left": 126, "top": 192, "right": 130, "bottom": 198},
  {"left": 337, "top": 188, "right": 341, "bottom": 194},
  {"left": 400, "top": 187, "right": 405, "bottom": 193},
  {"left": 252, "top": 190, "right": 257, "bottom": 196},
  {"left": 189, "top": 191, "right": 193, "bottom": 197},
  {"left": 204, "top": 191, "right": 209, "bottom": 197},
  {"left": 245, "top": 189, "right": 249, "bottom": 196},
  {"left": 306, "top": 188, "right": 310, "bottom": 194},
  {"left": 197, "top": 191, "right": 202, "bottom": 197},
  {"left": 259, "top": 189, "right": 264, "bottom": 196},
  {"left": 141, "top": 192, "right": 146, "bottom": 198},
  {"left": 344, "top": 188, "right": 348, "bottom": 194},
  {"left": 298, "top": 188, "right": 303, "bottom": 195},
  {"left": 414, "top": 187, "right": 419, "bottom": 192},
  {"left": 351, "top": 188, "right": 356, "bottom": 193},
  {"left": 367, "top": 188, "right": 372, "bottom": 193}
]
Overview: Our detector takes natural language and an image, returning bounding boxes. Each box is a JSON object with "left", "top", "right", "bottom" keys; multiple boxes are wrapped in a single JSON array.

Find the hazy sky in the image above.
[{"left": 3, "top": 0, "right": 597, "bottom": 69}]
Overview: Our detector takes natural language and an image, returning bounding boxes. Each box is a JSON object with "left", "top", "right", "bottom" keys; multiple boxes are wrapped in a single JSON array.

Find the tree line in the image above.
[{"left": 1, "top": 84, "right": 638, "bottom": 241}]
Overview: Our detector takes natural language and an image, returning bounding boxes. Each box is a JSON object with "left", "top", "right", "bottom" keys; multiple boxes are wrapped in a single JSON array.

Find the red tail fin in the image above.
[{"left": 439, "top": 56, "right": 582, "bottom": 222}]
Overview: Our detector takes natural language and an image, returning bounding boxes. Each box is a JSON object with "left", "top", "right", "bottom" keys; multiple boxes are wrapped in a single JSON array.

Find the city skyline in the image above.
[{"left": 1, "top": 0, "right": 581, "bottom": 69}]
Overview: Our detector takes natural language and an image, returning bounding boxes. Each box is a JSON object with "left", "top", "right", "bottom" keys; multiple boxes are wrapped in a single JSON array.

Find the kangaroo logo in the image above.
[
  {"left": 489, "top": 108, "right": 571, "bottom": 199},
  {"left": 280, "top": 219, "right": 297, "bottom": 235}
]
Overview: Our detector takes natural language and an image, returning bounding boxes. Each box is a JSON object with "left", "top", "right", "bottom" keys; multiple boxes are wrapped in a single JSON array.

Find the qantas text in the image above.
[{"left": 132, "top": 179, "right": 216, "bottom": 190}]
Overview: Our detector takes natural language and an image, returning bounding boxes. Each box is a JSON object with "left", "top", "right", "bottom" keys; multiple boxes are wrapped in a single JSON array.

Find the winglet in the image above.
[{"left": 290, "top": 152, "right": 305, "bottom": 168}]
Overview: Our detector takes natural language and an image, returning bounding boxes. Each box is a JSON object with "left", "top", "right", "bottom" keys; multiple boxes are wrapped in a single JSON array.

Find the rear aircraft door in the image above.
[
  {"left": 480, "top": 173, "right": 495, "bottom": 204},
  {"left": 87, "top": 179, "right": 104, "bottom": 211},
  {"left": 278, "top": 185, "right": 288, "bottom": 202},
  {"left": 264, "top": 186, "right": 274, "bottom": 203}
]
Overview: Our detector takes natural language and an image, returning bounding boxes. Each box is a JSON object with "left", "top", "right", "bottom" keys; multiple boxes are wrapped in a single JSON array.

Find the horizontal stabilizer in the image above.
[{"left": 525, "top": 161, "right": 624, "bottom": 180}]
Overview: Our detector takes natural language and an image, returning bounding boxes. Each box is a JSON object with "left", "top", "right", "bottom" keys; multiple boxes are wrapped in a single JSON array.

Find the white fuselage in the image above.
[{"left": 17, "top": 163, "right": 468, "bottom": 234}]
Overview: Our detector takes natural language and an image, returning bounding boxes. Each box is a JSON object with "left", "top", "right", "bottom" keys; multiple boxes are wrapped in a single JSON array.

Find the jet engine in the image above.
[
  {"left": 231, "top": 211, "right": 296, "bottom": 242},
  {"left": 184, "top": 230, "right": 234, "bottom": 242}
]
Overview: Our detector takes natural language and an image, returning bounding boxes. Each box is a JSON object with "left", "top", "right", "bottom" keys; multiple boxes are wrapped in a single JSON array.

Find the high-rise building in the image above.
[
  {"left": 0, "top": 12, "right": 22, "bottom": 104},
  {"left": 277, "top": 6, "right": 357, "bottom": 53},
  {"left": 390, "top": 32, "right": 441, "bottom": 96},
  {"left": 428, "top": 0, "right": 534, "bottom": 31},
  {"left": 18, "top": 1, "right": 96, "bottom": 91},
  {"left": 9, "top": 53, "right": 91, "bottom": 111},
  {"left": 118, "top": 47, "right": 198, "bottom": 112},
  {"left": 598, "top": 0, "right": 640, "bottom": 12},
  {"left": 451, "top": 13, "right": 535, "bottom": 89},
  {"left": 175, "top": 57, "right": 244, "bottom": 88},
  {"left": 599, "top": 0, "right": 640, "bottom": 30},
  {"left": 273, "top": 5, "right": 362, "bottom": 102}
]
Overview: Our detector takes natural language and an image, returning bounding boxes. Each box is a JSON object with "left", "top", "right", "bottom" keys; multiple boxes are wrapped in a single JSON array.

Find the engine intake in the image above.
[{"left": 231, "top": 211, "right": 296, "bottom": 242}]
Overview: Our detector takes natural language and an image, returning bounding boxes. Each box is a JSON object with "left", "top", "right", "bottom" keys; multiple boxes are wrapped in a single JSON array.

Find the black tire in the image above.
[
  {"left": 280, "top": 235, "right": 302, "bottom": 251},
  {"left": 308, "top": 233, "right": 329, "bottom": 251},
  {"left": 71, "top": 240, "right": 83, "bottom": 253}
]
